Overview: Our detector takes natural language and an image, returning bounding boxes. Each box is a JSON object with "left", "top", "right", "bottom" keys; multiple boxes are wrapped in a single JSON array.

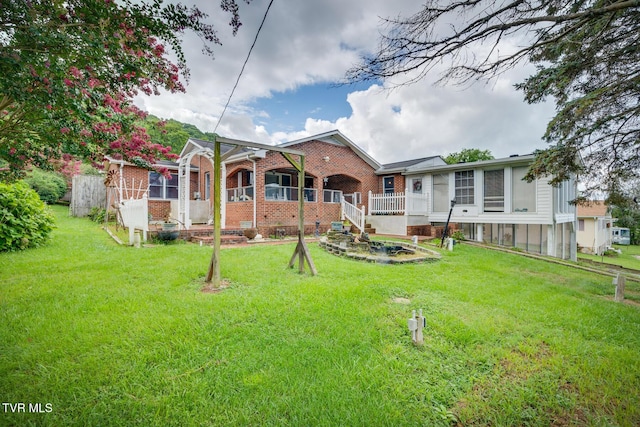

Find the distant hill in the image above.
[{"left": 139, "top": 115, "right": 216, "bottom": 154}]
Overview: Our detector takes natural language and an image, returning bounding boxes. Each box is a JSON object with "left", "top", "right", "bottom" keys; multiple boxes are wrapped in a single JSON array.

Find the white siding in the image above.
[{"left": 424, "top": 171, "right": 555, "bottom": 225}]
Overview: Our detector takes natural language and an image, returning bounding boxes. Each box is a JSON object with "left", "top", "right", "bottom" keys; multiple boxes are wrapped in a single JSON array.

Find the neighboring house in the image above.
[
  {"left": 106, "top": 130, "right": 579, "bottom": 260},
  {"left": 367, "top": 154, "right": 579, "bottom": 261},
  {"left": 577, "top": 201, "right": 612, "bottom": 255}
]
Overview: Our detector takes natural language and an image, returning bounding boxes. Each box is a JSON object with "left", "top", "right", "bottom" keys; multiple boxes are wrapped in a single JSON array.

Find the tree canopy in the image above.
[
  {"left": 346, "top": 0, "right": 640, "bottom": 201},
  {"left": 444, "top": 148, "right": 494, "bottom": 165},
  {"left": 0, "top": 0, "right": 251, "bottom": 181},
  {"left": 139, "top": 115, "right": 217, "bottom": 155}
]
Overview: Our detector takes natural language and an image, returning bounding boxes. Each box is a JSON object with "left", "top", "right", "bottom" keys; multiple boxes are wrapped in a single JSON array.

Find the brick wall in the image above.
[
  {"left": 223, "top": 139, "right": 378, "bottom": 234},
  {"left": 108, "top": 136, "right": 384, "bottom": 235},
  {"left": 106, "top": 162, "right": 199, "bottom": 221},
  {"left": 377, "top": 174, "right": 406, "bottom": 194}
]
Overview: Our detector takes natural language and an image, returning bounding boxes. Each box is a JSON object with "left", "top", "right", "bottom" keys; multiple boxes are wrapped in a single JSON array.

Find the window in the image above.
[
  {"left": 149, "top": 172, "right": 178, "bottom": 199},
  {"left": 483, "top": 169, "right": 504, "bottom": 212},
  {"left": 512, "top": 167, "right": 536, "bottom": 212},
  {"left": 383, "top": 176, "right": 395, "bottom": 194},
  {"left": 265, "top": 171, "right": 291, "bottom": 186},
  {"left": 204, "top": 172, "right": 210, "bottom": 201},
  {"left": 578, "top": 219, "right": 585, "bottom": 231},
  {"left": 432, "top": 173, "right": 449, "bottom": 212},
  {"left": 455, "top": 170, "right": 474, "bottom": 205}
]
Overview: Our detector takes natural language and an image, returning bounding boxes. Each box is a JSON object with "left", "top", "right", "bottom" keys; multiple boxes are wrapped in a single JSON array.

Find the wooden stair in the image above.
[{"left": 364, "top": 222, "right": 376, "bottom": 234}]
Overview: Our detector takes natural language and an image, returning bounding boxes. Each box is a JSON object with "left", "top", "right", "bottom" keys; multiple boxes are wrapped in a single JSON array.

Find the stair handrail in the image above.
[{"left": 341, "top": 197, "right": 366, "bottom": 234}]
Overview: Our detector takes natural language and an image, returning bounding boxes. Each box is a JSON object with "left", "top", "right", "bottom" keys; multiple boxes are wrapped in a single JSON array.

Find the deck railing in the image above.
[
  {"left": 368, "top": 189, "right": 429, "bottom": 215},
  {"left": 227, "top": 186, "right": 254, "bottom": 202},
  {"left": 369, "top": 191, "right": 405, "bottom": 214}
]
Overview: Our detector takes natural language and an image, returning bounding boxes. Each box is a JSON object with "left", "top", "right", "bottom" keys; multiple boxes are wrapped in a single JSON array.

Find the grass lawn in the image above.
[
  {"left": 579, "top": 244, "right": 640, "bottom": 271},
  {"left": 2, "top": 206, "right": 640, "bottom": 426}
]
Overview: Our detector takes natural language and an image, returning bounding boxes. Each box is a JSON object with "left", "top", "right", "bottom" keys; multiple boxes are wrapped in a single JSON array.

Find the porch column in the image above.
[
  {"left": 547, "top": 224, "right": 555, "bottom": 257},
  {"left": 476, "top": 224, "right": 484, "bottom": 242},
  {"left": 404, "top": 188, "right": 409, "bottom": 216},
  {"left": 221, "top": 162, "right": 227, "bottom": 229}
]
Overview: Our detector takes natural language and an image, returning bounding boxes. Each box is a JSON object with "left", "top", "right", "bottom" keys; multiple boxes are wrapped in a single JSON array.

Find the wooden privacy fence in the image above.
[{"left": 70, "top": 175, "right": 106, "bottom": 217}]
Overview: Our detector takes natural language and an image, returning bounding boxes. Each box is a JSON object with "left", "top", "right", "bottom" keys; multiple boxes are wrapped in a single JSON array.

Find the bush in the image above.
[
  {"left": 0, "top": 181, "right": 55, "bottom": 251},
  {"left": 88, "top": 207, "right": 106, "bottom": 222},
  {"left": 451, "top": 230, "right": 466, "bottom": 241},
  {"left": 24, "top": 168, "right": 68, "bottom": 204}
]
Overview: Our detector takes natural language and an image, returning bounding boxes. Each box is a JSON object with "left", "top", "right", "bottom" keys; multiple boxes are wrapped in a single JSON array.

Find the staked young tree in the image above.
[
  {"left": 0, "top": 0, "right": 251, "bottom": 181},
  {"left": 346, "top": 0, "right": 640, "bottom": 201}
]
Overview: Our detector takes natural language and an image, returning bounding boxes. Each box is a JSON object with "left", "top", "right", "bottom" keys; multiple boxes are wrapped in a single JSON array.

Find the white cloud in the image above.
[{"left": 137, "top": 0, "right": 556, "bottom": 165}]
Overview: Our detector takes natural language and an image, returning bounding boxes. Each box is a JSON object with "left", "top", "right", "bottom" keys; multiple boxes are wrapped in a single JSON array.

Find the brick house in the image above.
[
  {"left": 105, "top": 129, "right": 579, "bottom": 260},
  {"left": 106, "top": 130, "right": 390, "bottom": 236},
  {"left": 195, "top": 130, "right": 383, "bottom": 236}
]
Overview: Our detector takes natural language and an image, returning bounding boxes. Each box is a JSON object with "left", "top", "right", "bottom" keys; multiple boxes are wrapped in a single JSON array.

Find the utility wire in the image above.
[{"left": 214, "top": 0, "right": 275, "bottom": 134}]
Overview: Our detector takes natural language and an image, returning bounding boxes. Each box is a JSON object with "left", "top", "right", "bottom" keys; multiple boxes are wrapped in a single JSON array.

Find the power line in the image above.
[{"left": 214, "top": 0, "right": 275, "bottom": 134}]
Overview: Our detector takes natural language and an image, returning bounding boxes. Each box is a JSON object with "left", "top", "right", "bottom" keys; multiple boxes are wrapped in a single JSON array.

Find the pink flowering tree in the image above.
[{"left": 0, "top": 0, "right": 251, "bottom": 180}]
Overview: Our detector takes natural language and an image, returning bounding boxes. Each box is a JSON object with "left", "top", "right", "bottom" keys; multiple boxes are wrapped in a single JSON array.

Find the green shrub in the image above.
[
  {"left": 24, "top": 168, "right": 68, "bottom": 204},
  {"left": 0, "top": 181, "right": 55, "bottom": 251},
  {"left": 88, "top": 207, "right": 106, "bottom": 222},
  {"left": 451, "top": 230, "right": 466, "bottom": 241}
]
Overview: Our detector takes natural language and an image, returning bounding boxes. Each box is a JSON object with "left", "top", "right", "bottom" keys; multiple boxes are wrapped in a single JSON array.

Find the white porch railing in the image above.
[
  {"left": 368, "top": 189, "right": 429, "bottom": 216},
  {"left": 406, "top": 191, "right": 429, "bottom": 215},
  {"left": 341, "top": 197, "right": 366, "bottom": 234},
  {"left": 369, "top": 191, "right": 405, "bottom": 214}
]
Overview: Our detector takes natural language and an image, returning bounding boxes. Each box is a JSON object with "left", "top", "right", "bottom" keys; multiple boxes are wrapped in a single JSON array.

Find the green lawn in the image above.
[
  {"left": 579, "top": 244, "right": 640, "bottom": 270},
  {"left": 2, "top": 206, "right": 640, "bottom": 426}
]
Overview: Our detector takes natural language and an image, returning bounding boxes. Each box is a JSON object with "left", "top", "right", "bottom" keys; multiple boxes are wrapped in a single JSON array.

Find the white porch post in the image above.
[
  {"left": 368, "top": 190, "right": 372, "bottom": 215},
  {"left": 221, "top": 162, "right": 227, "bottom": 229},
  {"left": 404, "top": 188, "right": 409, "bottom": 216},
  {"left": 547, "top": 224, "right": 555, "bottom": 257},
  {"left": 476, "top": 224, "right": 484, "bottom": 242}
]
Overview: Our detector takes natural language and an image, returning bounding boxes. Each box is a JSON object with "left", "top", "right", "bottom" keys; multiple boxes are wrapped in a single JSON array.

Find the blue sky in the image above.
[
  {"left": 249, "top": 82, "right": 373, "bottom": 133},
  {"left": 137, "top": 0, "right": 555, "bottom": 164}
]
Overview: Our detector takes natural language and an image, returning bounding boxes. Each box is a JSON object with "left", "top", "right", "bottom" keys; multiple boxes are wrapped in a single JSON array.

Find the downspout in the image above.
[{"left": 251, "top": 158, "right": 257, "bottom": 228}]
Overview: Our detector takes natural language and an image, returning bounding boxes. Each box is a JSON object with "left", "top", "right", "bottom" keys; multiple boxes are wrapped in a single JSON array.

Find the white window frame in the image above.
[
  {"left": 432, "top": 173, "right": 449, "bottom": 212},
  {"left": 483, "top": 169, "right": 504, "bottom": 212},
  {"left": 454, "top": 170, "right": 474, "bottom": 205},
  {"left": 149, "top": 171, "right": 178, "bottom": 200},
  {"left": 204, "top": 172, "right": 211, "bottom": 201},
  {"left": 383, "top": 176, "right": 395, "bottom": 194}
]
